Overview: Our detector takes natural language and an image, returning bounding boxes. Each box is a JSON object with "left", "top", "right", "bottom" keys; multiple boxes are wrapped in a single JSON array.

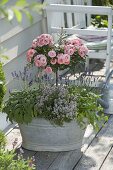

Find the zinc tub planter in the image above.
[{"left": 19, "top": 118, "right": 85, "bottom": 152}]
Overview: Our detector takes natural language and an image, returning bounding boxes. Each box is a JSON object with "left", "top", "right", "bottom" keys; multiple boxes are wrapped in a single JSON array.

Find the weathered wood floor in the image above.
[{"left": 4, "top": 114, "right": 113, "bottom": 170}]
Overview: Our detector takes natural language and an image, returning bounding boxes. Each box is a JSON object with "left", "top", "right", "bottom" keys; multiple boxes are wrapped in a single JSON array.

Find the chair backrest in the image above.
[
  {"left": 45, "top": 4, "right": 113, "bottom": 76},
  {"left": 45, "top": 0, "right": 89, "bottom": 31}
]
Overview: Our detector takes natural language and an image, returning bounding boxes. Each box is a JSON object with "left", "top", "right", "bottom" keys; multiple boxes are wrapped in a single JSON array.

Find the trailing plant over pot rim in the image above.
[{"left": 3, "top": 84, "right": 108, "bottom": 131}]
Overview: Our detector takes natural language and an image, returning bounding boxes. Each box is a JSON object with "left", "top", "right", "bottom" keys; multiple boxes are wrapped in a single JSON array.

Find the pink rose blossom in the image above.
[
  {"left": 78, "top": 45, "right": 89, "bottom": 58},
  {"left": 36, "top": 34, "right": 53, "bottom": 47},
  {"left": 27, "top": 33, "right": 88, "bottom": 72},
  {"left": 40, "top": 55, "right": 47, "bottom": 66},
  {"left": 26, "top": 49, "right": 36, "bottom": 62},
  {"left": 44, "top": 38, "right": 50, "bottom": 45},
  {"left": 63, "top": 54, "right": 70, "bottom": 65},
  {"left": 37, "top": 38, "right": 45, "bottom": 47},
  {"left": 45, "top": 66, "right": 52, "bottom": 74},
  {"left": 64, "top": 61, "right": 70, "bottom": 65},
  {"left": 64, "top": 45, "right": 75, "bottom": 55},
  {"left": 34, "top": 57, "right": 42, "bottom": 67},
  {"left": 66, "top": 38, "right": 83, "bottom": 49},
  {"left": 50, "top": 58, "right": 57, "bottom": 65},
  {"left": 32, "top": 39, "right": 37, "bottom": 48},
  {"left": 48, "top": 50, "right": 56, "bottom": 58},
  {"left": 57, "top": 53, "right": 65, "bottom": 64},
  {"left": 34, "top": 55, "right": 47, "bottom": 67},
  {"left": 27, "top": 49, "right": 35, "bottom": 57}
]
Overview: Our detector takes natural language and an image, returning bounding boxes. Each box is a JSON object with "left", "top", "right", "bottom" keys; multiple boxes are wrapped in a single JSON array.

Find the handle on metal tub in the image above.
[
  {"left": 99, "top": 71, "right": 113, "bottom": 109},
  {"left": 102, "top": 70, "right": 113, "bottom": 89}
]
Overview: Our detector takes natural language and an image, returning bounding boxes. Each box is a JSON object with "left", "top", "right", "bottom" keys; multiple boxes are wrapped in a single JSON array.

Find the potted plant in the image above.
[
  {"left": 3, "top": 31, "right": 107, "bottom": 152},
  {"left": 26, "top": 28, "right": 88, "bottom": 85},
  {"left": 3, "top": 82, "right": 107, "bottom": 151}
]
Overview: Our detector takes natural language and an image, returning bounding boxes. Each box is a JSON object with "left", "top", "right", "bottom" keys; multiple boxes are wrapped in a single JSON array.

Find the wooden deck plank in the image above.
[
  {"left": 82, "top": 124, "right": 96, "bottom": 153},
  {"left": 4, "top": 123, "right": 16, "bottom": 135},
  {"left": 35, "top": 151, "right": 60, "bottom": 170},
  {"left": 46, "top": 125, "right": 97, "bottom": 170},
  {"left": 48, "top": 150, "right": 82, "bottom": 170},
  {"left": 5, "top": 125, "right": 22, "bottom": 150},
  {"left": 100, "top": 146, "right": 113, "bottom": 170},
  {"left": 5, "top": 120, "right": 108, "bottom": 170},
  {"left": 74, "top": 115, "right": 113, "bottom": 170},
  {"left": 16, "top": 146, "right": 37, "bottom": 159},
  {"left": 4, "top": 123, "right": 97, "bottom": 170}
]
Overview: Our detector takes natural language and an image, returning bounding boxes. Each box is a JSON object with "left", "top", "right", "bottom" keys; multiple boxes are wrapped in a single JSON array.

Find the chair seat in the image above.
[
  {"left": 85, "top": 39, "right": 113, "bottom": 50},
  {"left": 67, "top": 33, "right": 113, "bottom": 50},
  {"left": 68, "top": 26, "right": 113, "bottom": 50}
]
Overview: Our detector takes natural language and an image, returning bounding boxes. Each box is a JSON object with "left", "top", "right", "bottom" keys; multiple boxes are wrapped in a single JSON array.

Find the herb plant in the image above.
[
  {"left": 68, "top": 86, "right": 108, "bottom": 130},
  {"left": 0, "top": 131, "right": 36, "bottom": 170},
  {"left": 3, "top": 84, "right": 108, "bottom": 130},
  {"left": 3, "top": 87, "right": 39, "bottom": 124}
]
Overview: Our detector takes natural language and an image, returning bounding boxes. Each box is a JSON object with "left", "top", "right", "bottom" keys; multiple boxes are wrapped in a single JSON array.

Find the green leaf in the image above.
[
  {"left": 0, "top": 7, "right": 8, "bottom": 18},
  {"left": 23, "top": 9, "right": 33, "bottom": 24},
  {"left": 15, "top": 0, "right": 28, "bottom": 7},
  {"left": 13, "top": 8, "right": 22, "bottom": 23},
  {"left": 29, "top": 2, "right": 44, "bottom": 14},
  {"left": 96, "top": 15, "right": 101, "bottom": 20},
  {"left": 24, "top": 113, "right": 32, "bottom": 123},
  {"left": 17, "top": 113, "right": 23, "bottom": 123},
  {"left": 0, "top": 0, "right": 9, "bottom": 6}
]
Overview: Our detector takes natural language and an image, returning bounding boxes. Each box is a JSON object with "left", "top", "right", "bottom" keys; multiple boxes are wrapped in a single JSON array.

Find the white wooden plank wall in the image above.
[{"left": 0, "top": 0, "right": 44, "bottom": 130}]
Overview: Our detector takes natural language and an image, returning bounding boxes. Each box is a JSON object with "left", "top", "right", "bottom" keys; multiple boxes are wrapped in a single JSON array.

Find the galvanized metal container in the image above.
[
  {"left": 19, "top": 118, "right": 85, "bottom": 152},
  {"left": 102, "top": 70, "right": 113, "bottom": 114}
]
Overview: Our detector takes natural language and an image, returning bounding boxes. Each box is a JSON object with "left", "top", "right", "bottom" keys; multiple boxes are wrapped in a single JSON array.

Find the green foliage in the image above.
[
  {"left": 0, "top": 131, "right": 36, "bottom": 170},
  {"left": 0, "top": 150, "right": 36, "bottom": 170},
  {"left": 0, "top": 62, "right": 6, "bottom": 111},
  {"left": 92, "top": 0, "right": 113, "bottom": 28},
  {"left": 3, "top": 84, "right": 108, "bottom": 130},
  {"left": 91, "top": 15, "right": 110, "bottom": 28},
  {"left": 0, "top": 0, "right": 44, "bottom": 23},
  {"left": 92, "top": 0, "right": 113, "bottom": 6},
  {"left": 3, "top": 87, "right": 39, "bottom": 124},
  {"left": 0, "top": 131, "right": 6, "bottom": 149},
  {"left": 69, "top": 86, "right": 108, "bottom": 131},
  {"left": 13, "top": 8, "right": 22, "bottom": 23}
]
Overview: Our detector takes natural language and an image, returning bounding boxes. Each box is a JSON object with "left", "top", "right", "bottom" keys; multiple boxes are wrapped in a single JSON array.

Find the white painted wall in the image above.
[{"left": 0, "top": 0, "right": 45, "bottom": 130}]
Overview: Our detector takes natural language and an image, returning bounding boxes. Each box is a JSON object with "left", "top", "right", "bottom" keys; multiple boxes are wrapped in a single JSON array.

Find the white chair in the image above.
[
  {"left": 45, "top": 0, "right": 88, "bottom": 30},
  {"left": 45, "top": 4, "right": 113, "bottom": 79}
]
